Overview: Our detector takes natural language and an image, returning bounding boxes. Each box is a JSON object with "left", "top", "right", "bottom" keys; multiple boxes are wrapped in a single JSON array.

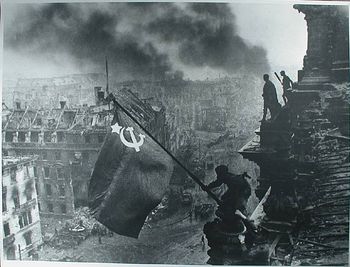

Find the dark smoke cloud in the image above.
[
  {"left": 147, "top": 3, "right": 269, "bottom": 74},
  {"left": 4, "top": 3, "right": 270, "bottom": 80}
]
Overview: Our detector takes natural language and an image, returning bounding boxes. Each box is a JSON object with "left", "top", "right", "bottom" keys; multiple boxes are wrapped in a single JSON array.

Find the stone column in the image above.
[
  {"left": 294, "top": 5, "right": 334, "bottom": 85},
  {"left": 330, "top": 6, "right": 349, "bottom": 82},
  {"left": 294, "top": 4, "right": 349, "bottom": 85}
]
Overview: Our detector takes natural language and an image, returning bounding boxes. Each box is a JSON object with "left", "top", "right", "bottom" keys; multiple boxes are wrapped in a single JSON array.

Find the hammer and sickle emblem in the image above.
[
  {"left": 120, "top": 127, "right": 145, "bottom": 152},
  {"left": 111, "top": 123, "right": 146, "bottom": 152}
]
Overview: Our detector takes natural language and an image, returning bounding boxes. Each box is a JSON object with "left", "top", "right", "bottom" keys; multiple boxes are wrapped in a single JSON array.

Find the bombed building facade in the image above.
[
  {"left": 2, "top": 88, "right": 168, "bottom": 221},
  {"left": 3, "top": 74, "right": 106, "bottom": 110},
  {"left": 2, "top": 156, "right": 42, "bottom": 260}
]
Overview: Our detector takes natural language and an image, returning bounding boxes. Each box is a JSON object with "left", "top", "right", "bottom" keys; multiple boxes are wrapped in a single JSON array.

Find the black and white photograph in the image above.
[{"left": 1, "top": 0, "right": 349, "bottom": 266}]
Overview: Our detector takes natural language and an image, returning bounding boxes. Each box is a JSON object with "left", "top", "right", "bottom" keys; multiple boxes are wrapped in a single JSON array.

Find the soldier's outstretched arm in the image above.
[{"left": 207, "top": 178, "right": 222, "bottom": 189}]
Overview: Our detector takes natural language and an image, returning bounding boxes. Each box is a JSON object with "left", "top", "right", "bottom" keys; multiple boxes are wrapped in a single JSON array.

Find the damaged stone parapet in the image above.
[{"left": 293, "top": 5, "right": 349, "bottom": 86}]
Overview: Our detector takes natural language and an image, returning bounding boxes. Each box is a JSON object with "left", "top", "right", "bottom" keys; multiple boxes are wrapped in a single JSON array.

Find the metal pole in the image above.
[
  {"left": 109, "top": 94, "right": 222, "bottom": 205},
  {"left": 18, "top": 244, "right": 21, "bottom": 260}
]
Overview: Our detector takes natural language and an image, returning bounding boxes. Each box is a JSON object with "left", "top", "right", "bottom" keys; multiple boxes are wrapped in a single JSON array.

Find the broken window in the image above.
[
  {"left": 10, "top": 168, "right": 17, "bottom": 183},
  {"left": 13, "top": 189, "right": 20, "bottom": 209},
  {"left": 2, "top": 186, "right": 7, "bottom": 212},
  {"left": 3, "top": 222, "right": 10, "bottom": 237},
  {"left": 45, "top": 184, "right": 52, "bottom": 196},
  {"left": 27, "top": 210, "right": 32, "bottom": 224},
  {"left": 22, "top": 212, "right": 28, "bottom": 226},
  {"left": 18, "top": 132, "right": 26, "bottom": 142},
  {"left": 30, "top": 132, "right": 39, "bottom": 142},
  {"left": 19, "top": 216, "right": 24, "bottom": 228},
  {"left": 25, "top": 181, "right": 33, "bottom": 202},
  {"left": 18, "top": 210, "right": 31, "bottom": 229},
  {"left": 44, "top": 132, "right": 51, "bottom": 143},
  {"left": 44, "top": 167, "right": 50, "bottom": 177},
  {"left": 5, "top": 132, "right": 13, "bottom": 142},
  {"left": 33, "top": 167, "right": 37, "bottom": 177},
  {"left": 23, "top": 231, "right": 32, "bottom": 246},
  {"left": 6, "top": 246, "right": 16, "bottom": 260}
]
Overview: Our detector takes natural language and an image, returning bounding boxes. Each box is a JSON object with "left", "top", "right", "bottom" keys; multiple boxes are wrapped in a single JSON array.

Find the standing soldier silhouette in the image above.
[
  {"left": 280, "top": 70, "right": 294, "bottom": 105},
  {"left": 261, "top": 74, "right": 281, "bottom": 121}
]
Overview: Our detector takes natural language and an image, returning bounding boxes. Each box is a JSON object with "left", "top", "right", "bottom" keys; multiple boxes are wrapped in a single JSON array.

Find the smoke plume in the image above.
[{"left": 4, "top": 2, "right": 270, "bottom": 80}]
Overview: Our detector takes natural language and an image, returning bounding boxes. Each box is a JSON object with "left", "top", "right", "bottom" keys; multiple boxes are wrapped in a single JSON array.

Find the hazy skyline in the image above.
[{"left": 3, "top": 1, "right": 307, "bottom": 81}]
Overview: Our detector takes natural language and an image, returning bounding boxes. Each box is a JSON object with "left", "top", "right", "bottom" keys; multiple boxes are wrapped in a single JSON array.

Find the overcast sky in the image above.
[
  {"left": 234, "top": 3, "right": 307, "bottom": 80},
  {"left": 2, "top": 1, "right": 307, "bottom": 81}
]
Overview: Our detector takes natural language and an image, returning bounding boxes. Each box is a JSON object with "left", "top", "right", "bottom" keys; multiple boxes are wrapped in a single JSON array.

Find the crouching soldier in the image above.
[{"left": 206, "top": 165, "right": 253, "bottom": 233}]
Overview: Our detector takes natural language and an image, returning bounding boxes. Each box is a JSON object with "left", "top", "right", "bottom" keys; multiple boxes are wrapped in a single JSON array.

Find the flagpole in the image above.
[
  {"left": 108, "top": 93, "right": 222, "bottom": 205},
  {"left": 105, "top": 57, "right": 110, "bottom": 111}
]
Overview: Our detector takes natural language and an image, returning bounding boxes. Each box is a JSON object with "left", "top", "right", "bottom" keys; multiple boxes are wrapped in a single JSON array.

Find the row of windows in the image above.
[
  {"left": 3, "top": 210, "right": 33, "bottom": 237},
  {"left": 6, "top": 164, "right": 32, "bottom": 183},
  {"left": 19, "top": 211, "right": 33, "bottom": 229},
  {"left": 41, "top": 166, "right": 64, "bottom": 179},
  {"left": 4, "top": 227, "right": 33, "bottom": 247},
  {"left": 4, "top": 131, "right": 105, "bottom": 144},
  {"left": 40, "top": 150, "right": 90, "bottom": 161},
  {"left": 4, "top": 151, "right": 94, "bottom": 171},
  {"left": 2, "top": 186, "right": 33, "bottom": 212},
  {"left": 4, "top": 163, "right": 68, "bottom": 181}
]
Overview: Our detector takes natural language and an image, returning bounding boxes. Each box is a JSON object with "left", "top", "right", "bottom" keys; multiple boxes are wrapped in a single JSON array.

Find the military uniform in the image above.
[
  {"left": 208, "top": 171, "right": 251, "bottom": 212},
  {"left": 281, "top": 74, "right": 293, "bottom": 105},
  {"left": 262, "top": 80, "right": 280, "bottom": 120}
]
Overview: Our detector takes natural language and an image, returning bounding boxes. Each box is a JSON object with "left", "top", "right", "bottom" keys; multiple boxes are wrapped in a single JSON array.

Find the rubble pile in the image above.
[
  {"left": 291, "top": 136, "right": 349, "bottom": 265},
  {"left": 47, "top": 207, "right": 106, "bottom": 249},
  {"left": 66, "top": 207, "right": 99, "bottom": 231}
]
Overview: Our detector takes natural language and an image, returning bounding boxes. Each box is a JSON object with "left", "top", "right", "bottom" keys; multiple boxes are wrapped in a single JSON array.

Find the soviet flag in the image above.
[{"left": 88, "top": 92, "right": 174, "bottom": 238}]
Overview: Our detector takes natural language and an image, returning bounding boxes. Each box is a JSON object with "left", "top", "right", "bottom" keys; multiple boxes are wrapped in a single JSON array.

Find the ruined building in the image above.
[
  {"left": 3, "top": 73, "right": 106, "bottom": 110},
  {"left": 2, "top": 156, "right": 42, "bottom": 260},
  {"left": 2, "top": 88, "right": 168, "bottom": 221},
  {"left": 205, "top": 4, "right": 349, "bottom": 265}
]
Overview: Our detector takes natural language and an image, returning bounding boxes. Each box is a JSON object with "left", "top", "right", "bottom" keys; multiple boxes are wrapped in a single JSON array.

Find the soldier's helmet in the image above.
[
  {"left": 263, "top": 74, "right": 269, "bottom": 81},
  {"left": 280, "top": 70, "right": 285, "bottom": 75},
  {"left": 215, "top": 165, "right": 228, "bottom": 176}
]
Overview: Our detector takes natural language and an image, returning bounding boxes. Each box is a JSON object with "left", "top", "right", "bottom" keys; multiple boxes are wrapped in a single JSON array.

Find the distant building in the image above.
[
  {"left": 2, "top": 156, "right": 42, "bottom": 260},
  {"left": 199, "top": 106, "right": 228, "bottom": 132},
  {"left": 3, "top": 73, "right": 106, "bottom": 109}
]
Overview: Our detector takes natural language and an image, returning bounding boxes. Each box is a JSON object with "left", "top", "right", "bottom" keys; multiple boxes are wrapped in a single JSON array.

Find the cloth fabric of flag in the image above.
[{"left": 88, "top": 92, "right": 174, "bottom": 238}]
